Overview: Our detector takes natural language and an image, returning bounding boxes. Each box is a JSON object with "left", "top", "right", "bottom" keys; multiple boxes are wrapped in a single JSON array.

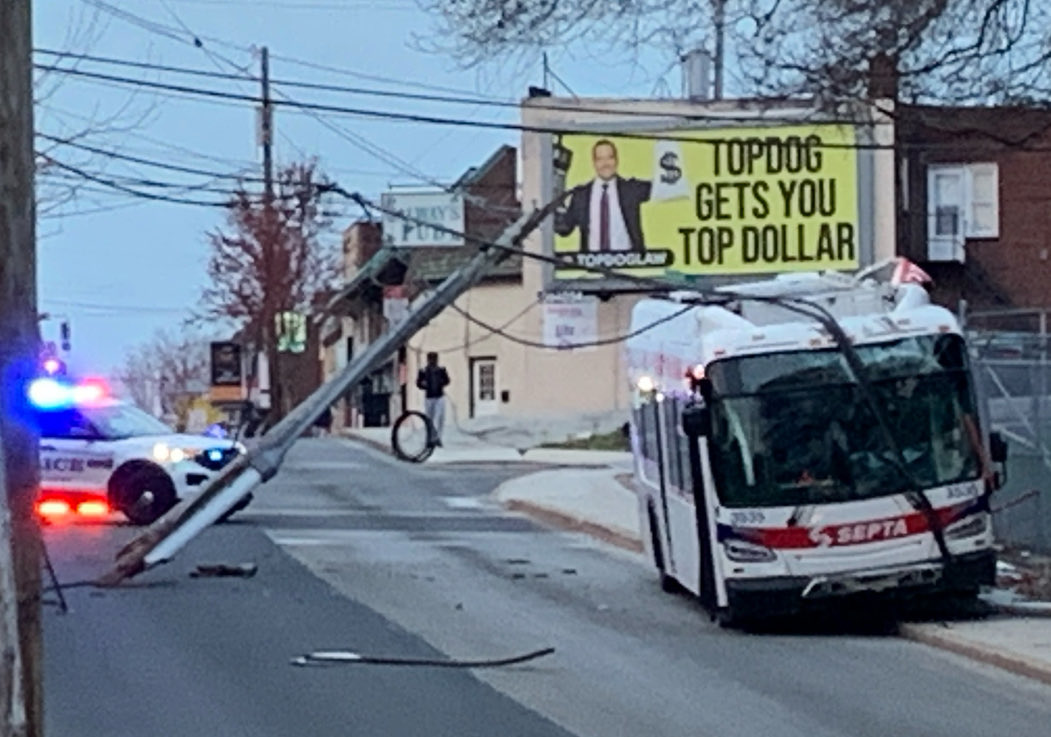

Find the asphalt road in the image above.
[{"left": 43, "top": 438, "right": 1051, "bottom": 737}]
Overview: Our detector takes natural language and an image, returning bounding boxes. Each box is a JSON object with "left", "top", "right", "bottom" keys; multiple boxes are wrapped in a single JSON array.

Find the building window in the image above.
[{"left": 927, "top": 163, "right": 1000, "bottom": 262}]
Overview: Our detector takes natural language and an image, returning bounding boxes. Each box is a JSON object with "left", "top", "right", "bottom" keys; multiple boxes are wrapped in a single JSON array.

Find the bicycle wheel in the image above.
[{"left": 391, "top": 410, "right": 436, "bottom": 463}]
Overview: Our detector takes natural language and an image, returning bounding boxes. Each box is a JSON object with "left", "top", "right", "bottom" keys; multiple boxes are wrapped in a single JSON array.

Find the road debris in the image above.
[{"left": 190, "top": 563, "right": 258, "bottom": 578}]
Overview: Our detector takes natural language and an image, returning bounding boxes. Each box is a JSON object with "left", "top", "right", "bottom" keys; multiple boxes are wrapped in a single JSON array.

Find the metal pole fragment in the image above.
[{"left": 98, "top": 200, "right": 558, "bottom": 585}]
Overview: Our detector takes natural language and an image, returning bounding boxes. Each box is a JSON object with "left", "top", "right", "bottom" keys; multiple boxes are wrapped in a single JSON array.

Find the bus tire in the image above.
[{"left": 648, "top": 506, "right": 679, "bottom": 593}]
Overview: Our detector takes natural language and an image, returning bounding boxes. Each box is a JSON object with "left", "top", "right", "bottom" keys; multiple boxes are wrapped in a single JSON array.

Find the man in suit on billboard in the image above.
[{"left": 554, "top": 139, "right": 652, "bottom": 252}]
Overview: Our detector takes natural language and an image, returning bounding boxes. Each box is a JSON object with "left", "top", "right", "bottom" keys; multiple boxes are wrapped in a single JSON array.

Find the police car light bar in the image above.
[
  {"left": 27, "top": 376, "right": 109, "bottom": 410},
  {"left": 28, "top": 377, "right": 71, "bottom": 409}
]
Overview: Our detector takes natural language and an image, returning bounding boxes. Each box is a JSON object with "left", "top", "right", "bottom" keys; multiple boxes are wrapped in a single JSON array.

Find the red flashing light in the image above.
[
  {"left": 76, "top": 500, "right": 110, "bottom": 517},
  {"left": 37, "top": 499, "right": 72, "bottom": 518}
]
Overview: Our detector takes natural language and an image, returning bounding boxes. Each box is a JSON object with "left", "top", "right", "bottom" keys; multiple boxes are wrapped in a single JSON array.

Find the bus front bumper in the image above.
[{"left": 724, "top": 549, "right": 996, "bottom": 619}]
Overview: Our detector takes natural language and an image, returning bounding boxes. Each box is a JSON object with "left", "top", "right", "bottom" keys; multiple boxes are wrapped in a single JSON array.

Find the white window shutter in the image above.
[
  {"left": 967, "top": 163, "right": 1000, "bottom": 238},
  {"left": 927, "top": 166, "right": 966, "bottom": 262}
]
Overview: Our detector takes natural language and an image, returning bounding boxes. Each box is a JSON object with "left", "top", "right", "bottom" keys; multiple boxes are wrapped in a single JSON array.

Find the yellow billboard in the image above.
[{"left": 551, "top": 124, "right": 860, "bottom": 280}]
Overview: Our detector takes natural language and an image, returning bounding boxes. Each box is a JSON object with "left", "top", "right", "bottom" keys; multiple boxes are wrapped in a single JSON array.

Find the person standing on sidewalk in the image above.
[{"left": 416, "top": 351, "right": 450, "bottom": 446}]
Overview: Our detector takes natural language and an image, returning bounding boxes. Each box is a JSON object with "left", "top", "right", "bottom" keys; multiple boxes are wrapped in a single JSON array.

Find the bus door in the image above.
[
  {"left": 637, "top": 398, "right": 675, "bottom": 574},
  {"left": 682, "top": 402, "right": 724, "bottom": 612},
  {"left": 660, "top": 397, "right": 701, "bottom": 595}
]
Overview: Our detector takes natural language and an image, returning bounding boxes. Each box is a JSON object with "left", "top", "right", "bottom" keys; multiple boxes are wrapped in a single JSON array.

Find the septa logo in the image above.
[
  {"left": 834, "top": 518, "right": 909, "bottom": 545},
  {"left": 808, "top": 526, "right": 833, "bottom": 547}
]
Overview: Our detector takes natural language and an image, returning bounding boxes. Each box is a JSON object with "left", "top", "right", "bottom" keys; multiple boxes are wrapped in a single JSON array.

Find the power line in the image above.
[
  {"left": 35, "top": 63, "right": 900, "bottom": 151},
  {"left": 42, "top": 157, "right": 233, "bottom": 207},
  {"left": 37, "top": 132, "right": 264, "bottom": 181},
  {"left": 32, "top": 47, "right": 853, "bottom": 125},
  {"left": 39, "top": 298, "right": 191, "bottom": 314},
  {"left": 162, "top": 0, "right": 418, "bottom": 9},
  {"left": 77, "top": 0, "right": 511, "bottom": 101},
  {"left": 448, "top": 301, "right": 698, "bottom": 351}
]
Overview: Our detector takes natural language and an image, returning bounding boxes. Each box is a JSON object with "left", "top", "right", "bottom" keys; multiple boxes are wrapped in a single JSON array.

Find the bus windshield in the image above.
[{"left": 705, "top": 333, "right": 983, "bottom": 508}]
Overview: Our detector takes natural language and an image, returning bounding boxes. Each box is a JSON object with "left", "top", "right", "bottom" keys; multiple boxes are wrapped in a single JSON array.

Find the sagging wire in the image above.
[
  {"left": 291, "top": 646, "right": 555, "bottom": 669},
  {"left": 342, "top": 189, "right": 958, "bottom": 567}
]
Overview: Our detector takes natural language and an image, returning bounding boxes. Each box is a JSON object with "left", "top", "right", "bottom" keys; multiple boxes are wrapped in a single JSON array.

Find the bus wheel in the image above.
[{"left": 648, "top": 506, "right": 679, "bottom": 593}]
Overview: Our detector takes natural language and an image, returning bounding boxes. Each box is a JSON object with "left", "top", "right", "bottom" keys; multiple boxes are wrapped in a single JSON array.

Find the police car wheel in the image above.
[{"left": 110, "top": 464, "right": 177, "bottom": 526}]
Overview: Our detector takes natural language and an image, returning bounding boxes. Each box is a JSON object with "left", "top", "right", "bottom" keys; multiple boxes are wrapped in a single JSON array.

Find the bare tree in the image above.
[
  {"left": 199, "top": 160, "right": 339, "bottom": 420},
  {"left": 420, "top": 0, "right": 1051, "bottom": 104},
  {"left": 34, "top": 3, "right": 159, "bottom": 220},
  {"left": 118, "top": 329, "right": 211, "bottom": 424}
]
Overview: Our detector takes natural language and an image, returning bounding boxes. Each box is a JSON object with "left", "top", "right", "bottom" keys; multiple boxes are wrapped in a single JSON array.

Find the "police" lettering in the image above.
[{"left": 41, "top": 457, "right": 86, "bottom": 473}]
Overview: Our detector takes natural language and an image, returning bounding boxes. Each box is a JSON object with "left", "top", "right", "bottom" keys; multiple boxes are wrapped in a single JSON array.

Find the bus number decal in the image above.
[
  {"left": 730, "top": 510, "right": 765, "bottom": 525},
  {"left": 945, "top": 482, "right": 980, "bottom": 500}
]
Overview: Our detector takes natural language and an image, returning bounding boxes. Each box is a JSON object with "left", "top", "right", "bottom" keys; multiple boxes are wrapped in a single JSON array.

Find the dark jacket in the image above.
[
  {"left": 416, "top": 365, "right": 450, "bottom": 399},
  {"left": 554, "top": 177, "right": 652, "bottom": 252}
]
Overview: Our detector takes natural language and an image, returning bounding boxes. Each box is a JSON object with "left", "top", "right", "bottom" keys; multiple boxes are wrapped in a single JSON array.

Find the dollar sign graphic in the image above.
[{"left": 659, "top": 151, "right": 682, "bottom": 185}]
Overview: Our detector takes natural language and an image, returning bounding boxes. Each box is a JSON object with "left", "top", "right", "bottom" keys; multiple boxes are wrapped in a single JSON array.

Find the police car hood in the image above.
[
  {"left": 136, "top": 433, "right": 241, "bottom": 453},
  {"left": 168, "top": 433, "right": 240, "bottom": 450}
]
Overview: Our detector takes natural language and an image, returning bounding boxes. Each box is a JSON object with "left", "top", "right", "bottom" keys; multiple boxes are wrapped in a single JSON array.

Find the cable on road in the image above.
[{"left": 290, "top": 646, "right": 555, "bottom": 669}]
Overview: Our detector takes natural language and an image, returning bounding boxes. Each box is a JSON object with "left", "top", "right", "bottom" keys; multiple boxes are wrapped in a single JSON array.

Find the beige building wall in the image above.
[{"left": 403, "top": 281, "right": 637, "bottom": 428}]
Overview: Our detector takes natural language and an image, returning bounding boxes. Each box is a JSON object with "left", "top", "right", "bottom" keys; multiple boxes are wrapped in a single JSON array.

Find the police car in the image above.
[{"left": 29, "top": 375, "right": 248, "bottom": 525}]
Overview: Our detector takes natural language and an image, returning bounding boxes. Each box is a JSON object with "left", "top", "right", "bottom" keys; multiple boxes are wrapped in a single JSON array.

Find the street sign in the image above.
[
  {"left": 383, "top": 285, "right": 409, "bottom": 326},
  {"left": 210, "top": 342, "right": 242, "bottom": 386},
  {"left": 379, "top": 190, "right": 465, "bottom": 248},
  {"left": 276, "top": 311, "right": 307, "bottom": 353}
]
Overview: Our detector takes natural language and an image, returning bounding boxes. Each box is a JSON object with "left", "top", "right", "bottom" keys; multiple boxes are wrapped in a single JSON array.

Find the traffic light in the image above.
[{"left": 60, "top": 320, "right": 71, "bottom": 351}]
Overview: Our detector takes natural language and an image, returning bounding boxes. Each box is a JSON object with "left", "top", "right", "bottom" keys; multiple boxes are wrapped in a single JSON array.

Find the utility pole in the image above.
[
  {"left": 713, "top": 0, "right": 725, "bottom": 100},
  {"left": 0, "top": 2, "right": 44, "bottom": 736},
  {"left": 99, "top": 191, "right": 571, "bottom": 585},
  {"left": 258, "top": 45, "right": 283, "bottom": 420},
  {"left": 260, "top": 46, "right": 273, "bottom": 202}
]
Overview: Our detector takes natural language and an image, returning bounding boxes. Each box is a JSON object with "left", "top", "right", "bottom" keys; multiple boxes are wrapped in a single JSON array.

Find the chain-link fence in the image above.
[{"left": 967, "top": 308, "right": 1051, "bottom": 554}]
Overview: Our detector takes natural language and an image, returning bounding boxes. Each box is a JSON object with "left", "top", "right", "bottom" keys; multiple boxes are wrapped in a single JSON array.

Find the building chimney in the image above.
[
  {"left": 867, "top": 52, "right": 899, "bottom": 100},
  {"left": 681, "top": 49, "right": 712, "bottom": 101}
]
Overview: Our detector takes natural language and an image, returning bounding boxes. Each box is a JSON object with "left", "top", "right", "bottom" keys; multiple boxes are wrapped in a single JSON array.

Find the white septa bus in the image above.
[{"left": 625, "top": 273, "right": 1007, "bottom": 625}]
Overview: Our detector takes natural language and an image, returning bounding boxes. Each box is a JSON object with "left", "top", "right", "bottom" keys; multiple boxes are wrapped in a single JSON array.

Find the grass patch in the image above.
[{"left": 539, "top": 427, "right": 629, "bottom": 451}]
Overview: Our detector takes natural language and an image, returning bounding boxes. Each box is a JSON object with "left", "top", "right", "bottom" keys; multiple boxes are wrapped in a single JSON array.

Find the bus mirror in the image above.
[
  {"left": 696, "top": 377, "right": 713, "bottom": 404},
  {"left": 682, "top": 405, "right": 710, "bottom": 438},
  {"left": 989, "top": 431, "right": 1008, "bottom": 464}
]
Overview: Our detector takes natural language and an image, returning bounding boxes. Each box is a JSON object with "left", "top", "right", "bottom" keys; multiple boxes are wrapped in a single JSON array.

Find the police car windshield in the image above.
[{"left": 81, "top": 403, "right": 173, "bottom": 440}]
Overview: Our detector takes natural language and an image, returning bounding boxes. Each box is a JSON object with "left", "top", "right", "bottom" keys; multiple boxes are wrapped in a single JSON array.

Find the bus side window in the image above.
[
  {"left": 664, "top": 398, "right": 684, "bottom": 492},
  {"left": 678, "top": 425, "right": 693, "bottom": 497}
]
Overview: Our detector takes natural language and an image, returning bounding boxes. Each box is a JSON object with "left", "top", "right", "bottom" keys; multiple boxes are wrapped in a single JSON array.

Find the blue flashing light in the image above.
[
  {"left": 207, "top": 449, "right": 224, "bottom": 463},
  {"left": 28, "top": 378, "right": 72, "bottom": 410}
]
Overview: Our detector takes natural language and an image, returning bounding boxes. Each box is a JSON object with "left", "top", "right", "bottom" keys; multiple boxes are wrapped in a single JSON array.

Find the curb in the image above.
[
  {"left": 504, "top": 498, "right": 644, "bottom": 555},
  {"left": 341, "top": 432, "right": 392, "bottom": 457},
  {"left": 899, "top": 622, "right": 1051, "bottom": 687}
]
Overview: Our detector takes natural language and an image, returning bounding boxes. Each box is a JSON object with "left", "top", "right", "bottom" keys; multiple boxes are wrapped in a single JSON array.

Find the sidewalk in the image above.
[
  {"left": 342, "top": 426, "right": 632, "bottom": 467},
  {"left": 493, "top": 465, "right": 1051, "bottom": 687}
]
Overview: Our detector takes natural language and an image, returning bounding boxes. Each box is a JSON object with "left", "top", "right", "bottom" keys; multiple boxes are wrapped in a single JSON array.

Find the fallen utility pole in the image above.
[
  {"left": 1, "top": 2, "right": 44, "bottom": 735},
  {"left": 99, "top": 195, "right": 565, "bottom": 585}
]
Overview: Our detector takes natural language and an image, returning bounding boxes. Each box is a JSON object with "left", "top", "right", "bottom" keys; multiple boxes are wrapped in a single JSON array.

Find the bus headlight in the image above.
[
  {"left": 945, "top": 515, "right": 988, "bottom": 540},
  {"left": 722, "top": 539, "right": 776, "bottom": 563}
]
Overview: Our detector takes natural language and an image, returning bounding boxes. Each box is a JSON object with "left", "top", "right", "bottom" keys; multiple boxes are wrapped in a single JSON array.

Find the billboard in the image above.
[
  {"left": 380, "top": 190, "right": 465, "bottom": 248},
  {"left": 210, "top": 341, "right": 242, "bottom": 386},
  {"left": 549, "top": 124, "right": 861, "bottom": 282}
]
